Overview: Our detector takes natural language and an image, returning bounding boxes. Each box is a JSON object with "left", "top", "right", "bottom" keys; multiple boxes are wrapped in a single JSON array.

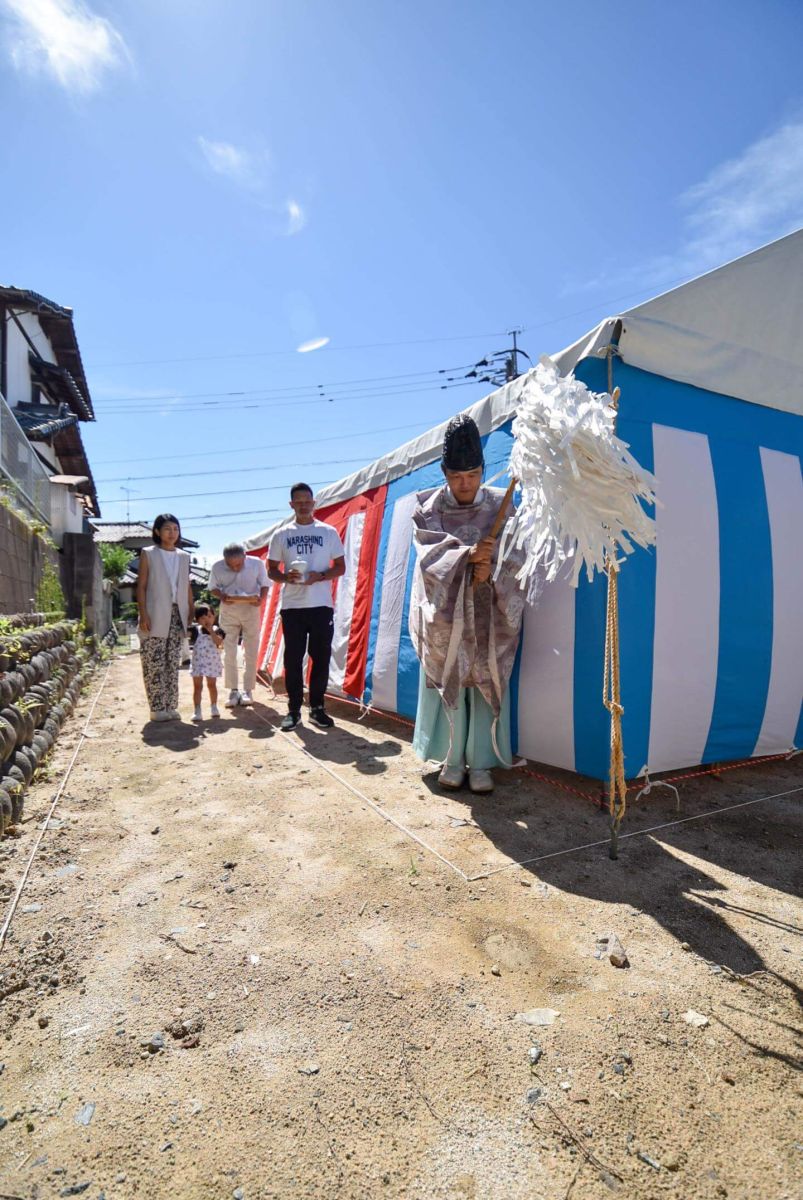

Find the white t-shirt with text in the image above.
[{"left": 268, "top": 519, "right": 345, "bottom": 609}]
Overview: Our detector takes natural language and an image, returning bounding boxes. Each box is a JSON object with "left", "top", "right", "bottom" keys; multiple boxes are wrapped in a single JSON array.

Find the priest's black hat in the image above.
[{"left": 441, "top": 413, "right": 484, "bottom": 472}]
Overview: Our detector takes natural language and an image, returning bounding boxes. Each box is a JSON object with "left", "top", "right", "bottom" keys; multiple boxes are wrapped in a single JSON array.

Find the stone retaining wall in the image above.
[
  {"left": 0, "top": 614, "right": 115, "bottom": 837},
  {"left": 0, "top": 506, "right": 60, "bottom": 615}
]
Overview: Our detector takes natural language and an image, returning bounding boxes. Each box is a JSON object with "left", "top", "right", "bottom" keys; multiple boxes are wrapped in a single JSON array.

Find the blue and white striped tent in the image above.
[{"left": 249, "top": 231, "right": 803, "bottom": 780}]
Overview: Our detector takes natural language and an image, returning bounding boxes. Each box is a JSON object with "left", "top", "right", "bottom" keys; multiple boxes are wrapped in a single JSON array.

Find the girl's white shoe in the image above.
[
  {"left": 210, "top": 704, "right": 220, "bottom": 718},
  {"left": 192, "top": 707, "right": 203, "bottom": 723}
]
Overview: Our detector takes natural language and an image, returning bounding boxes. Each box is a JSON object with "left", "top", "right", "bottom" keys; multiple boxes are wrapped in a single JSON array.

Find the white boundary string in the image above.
[
  {"left": 0, "top": 659, "right": 114, "bottom": 954},
  {"left": 254, "top": 685, "right": 802, "bottom": 885},
  {"left": 250, "top": 699, "right": 469, "bottom": 880},
  {"left": 467, "top": 787, "right": 803, "bottom": 880}
]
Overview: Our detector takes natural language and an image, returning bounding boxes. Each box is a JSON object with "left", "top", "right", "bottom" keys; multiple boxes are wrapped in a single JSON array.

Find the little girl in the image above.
[{"left": 189, "top": 604, "right": 225, "bottom": 721}]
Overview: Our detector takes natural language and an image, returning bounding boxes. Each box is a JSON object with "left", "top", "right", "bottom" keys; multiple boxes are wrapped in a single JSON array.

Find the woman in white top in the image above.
[{"left": 137, "top": 513, "right": 194, "bottom": 722}]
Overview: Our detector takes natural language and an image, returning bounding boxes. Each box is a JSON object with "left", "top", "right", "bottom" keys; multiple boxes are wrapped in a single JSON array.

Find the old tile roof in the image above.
[
  {"left": 0, "top": 285, "right": 94, "bottom": 420},
  {"left": 14, "top": 407, "right": 79, "bottom": 439},
  {"left": 91, "top": 520, "right": 200, "bottom": 550}
]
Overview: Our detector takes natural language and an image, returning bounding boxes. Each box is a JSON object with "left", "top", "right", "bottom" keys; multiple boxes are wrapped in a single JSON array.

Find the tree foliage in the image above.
[{"left": 98, "top": 542, "right": 133, "bottom": 585}]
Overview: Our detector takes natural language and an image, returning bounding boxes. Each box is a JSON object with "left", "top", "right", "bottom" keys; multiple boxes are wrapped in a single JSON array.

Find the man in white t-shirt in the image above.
[
  {"left": 208, "top": 543, "right": 270, "bottom": 707},
  {"left": 267, "top": 483, "right": 346, "bottom": 731}
]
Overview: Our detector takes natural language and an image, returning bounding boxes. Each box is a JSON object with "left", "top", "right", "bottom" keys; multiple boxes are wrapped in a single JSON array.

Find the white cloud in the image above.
[
  {"left": 196, "top": 137, "right": 269, "bottom": 191},
  {"left": 197, "top": 136, "right": 310, "bottom": 234},
  {"left": 563, "top": 119, "right": 803, "bottom": 298},
  {"left": 2, "top": 0, "right": 128, "bottom": 93},
  {"left": 285, "top": 199, "right": 306, "bottom": 236},
  {"left": 678, "top": 120, "right": 803, "bottom": 270}
]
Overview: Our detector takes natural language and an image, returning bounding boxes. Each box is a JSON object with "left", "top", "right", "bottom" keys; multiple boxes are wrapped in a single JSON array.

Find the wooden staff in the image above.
[{"left": 471, "top": 477, "right": 518, "bottom": 588}]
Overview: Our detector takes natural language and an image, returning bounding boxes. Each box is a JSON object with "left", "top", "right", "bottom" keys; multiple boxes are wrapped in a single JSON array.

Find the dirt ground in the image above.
[{"left": 0, "top": 648, "right": 801, "bottom": 1200}]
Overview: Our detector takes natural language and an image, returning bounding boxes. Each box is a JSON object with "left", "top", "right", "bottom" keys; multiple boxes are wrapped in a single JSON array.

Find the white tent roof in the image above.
[
  {"left": 245, "top": 229, "right": 803, "bottom": 550},
  {"left": 617, "top": 228, "right": 803, "bottom": 418}
]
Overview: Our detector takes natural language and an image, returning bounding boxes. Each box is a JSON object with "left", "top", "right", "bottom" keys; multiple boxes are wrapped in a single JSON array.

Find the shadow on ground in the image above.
[{"left": 327, "top": 695, "right": 803, "bottom": 990}]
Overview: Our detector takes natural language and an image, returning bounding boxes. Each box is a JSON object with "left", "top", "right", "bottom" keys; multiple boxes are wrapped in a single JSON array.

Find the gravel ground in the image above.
[{"left": 0, "top": 649, "right": 801, "bottom": 1200}]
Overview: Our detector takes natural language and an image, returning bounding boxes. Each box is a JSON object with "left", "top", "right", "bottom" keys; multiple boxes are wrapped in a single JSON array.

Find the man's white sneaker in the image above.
[
  {"left": 239, "top": 691, "right": 254, "bottom": 706},
  {"left": 225, "top": 690, "right": 240, "bottom": 708},
  {"left": 167, "top": 710, "right": 181, "bottom": 721},
  {"left": 469, "top": 769, "right": 494, "bottom": 794},
  {"left": 192, "top": 707, "right": 203, "bottom": 723},
  {"left": 438, "top": 764, "right": 466, "bottom": 790},
  {"left": 210, "top": 704, "right": 220, "bottom": 718},
  {"left": 150, "top": 710, "right": 171, "bottom": 722}
]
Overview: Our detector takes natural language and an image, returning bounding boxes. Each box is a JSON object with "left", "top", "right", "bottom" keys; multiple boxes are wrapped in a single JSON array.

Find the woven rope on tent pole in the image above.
[{"left": 604, "top": 348, "right": 627, "bottom": 859}]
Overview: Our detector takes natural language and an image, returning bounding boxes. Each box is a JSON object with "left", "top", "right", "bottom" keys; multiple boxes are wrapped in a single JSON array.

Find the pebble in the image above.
[
  {"left": 516, "top": 1008, "right": 560, "bottom": 1027},
  {"left": 491, "top": 965, "right": 501, "bottom": 977},
  {"left": 528, "top": 1045, "right": 543, "bottom": 1065},
  {"left": 234, "top": 1021, "right": 245, "bottom": 1033},
  {"left": 682, "top": 1010, "right": 710, "bottom": 1028},
  {"left": 74, "top": 1102, "right": 95, "bottom": 1126},
  {"left": 525, "top": 1087, "right": 543, "bottom": 1105},
  {"left": 637, "top": 1150, "right": 661, "bottom": 1170},
  {"left": 233, "top": 1189, "right": 244, "bottom": 1199},
  {"left": 59, "top": 1186, "right": 91, "bottom": 1197},
  {"left": 223, "top": 860, "right": 237, "bottom": 870},
  {"left": 298, "top": 1063, "right": 320, "bottom": 1075},
  {"left": 22, "top": 904, "right": 42, "bottom": 914},
  {"left": 143, "top": 1033, "right": 165, "bottom": 1053},
  {"left": 151, "top": 827, "right": 160, "bottom": 835},
  {"left": 37, "top": 1016, "right": 49, "bottom": 1029},
  {"left": 680, "top": 942, "right": 691, "bottom": 951},
  {"left": 606, "top": 933, "right": 629, "bottom": 969}
]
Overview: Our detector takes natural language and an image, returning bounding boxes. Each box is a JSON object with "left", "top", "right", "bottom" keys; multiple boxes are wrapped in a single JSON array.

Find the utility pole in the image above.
[
  {"left": 438, "top": 331, "right": 531, "bottom": 392},
  {"left": 506, "top": 327, "right": 524, "bottom": 382}
]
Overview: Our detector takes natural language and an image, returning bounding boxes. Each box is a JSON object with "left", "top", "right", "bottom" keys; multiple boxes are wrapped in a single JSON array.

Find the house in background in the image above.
[
  {"left": 0, "top": 286, "right": 99, "bottom": 545},
  {"left": 90, "top": 520, "right": 206, "bottom": 617},
  {"left": 0, "top": 286, "right": 109, "bottom": 628}
]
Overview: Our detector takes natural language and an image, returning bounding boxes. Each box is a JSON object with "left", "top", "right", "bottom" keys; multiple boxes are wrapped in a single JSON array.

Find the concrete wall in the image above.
[
  {"left": 61, "top": 531, "right": 112, "bottom": 635},
  {"left": 0, "top": 504, "right": 59, "bottom": 614}
]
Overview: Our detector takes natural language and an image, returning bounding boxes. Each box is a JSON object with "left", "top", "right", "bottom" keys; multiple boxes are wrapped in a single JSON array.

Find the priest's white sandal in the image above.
[
  {"left": 468, "top": 769, "right": 494, "bottom": 794},
  {"left": 438, "top": 765, "right": 466, "bottom": 790}
]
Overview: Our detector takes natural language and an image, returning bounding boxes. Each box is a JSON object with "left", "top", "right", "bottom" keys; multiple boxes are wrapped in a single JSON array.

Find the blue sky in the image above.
[{"left": 2, "top": 0, "right": 802, "bottom": 558}]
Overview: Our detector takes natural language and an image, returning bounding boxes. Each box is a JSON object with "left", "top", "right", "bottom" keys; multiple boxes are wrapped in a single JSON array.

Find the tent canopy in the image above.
[{"left": 246, "top": 228, "right": 803, "bottom": 552}]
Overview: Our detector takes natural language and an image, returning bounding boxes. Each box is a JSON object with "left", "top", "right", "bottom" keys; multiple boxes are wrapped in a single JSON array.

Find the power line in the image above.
[
  {"left": 86, "top": 330, "right": 507, "bottom": 369},
  {"left": 93, "top": 418, "right": 432, "bottom": 466},
  {"left": 99, "top": 456, "right": 372, "bottom": 502},
  {"left": 95, "top": 365, "right": 472, "bottom": 405},
  {"left": 93, "top": 378, "right": 475, "bottom": 417}
]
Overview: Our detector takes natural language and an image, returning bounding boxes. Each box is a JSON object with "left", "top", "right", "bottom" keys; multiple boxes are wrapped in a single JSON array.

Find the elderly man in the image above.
[{"left": 208, "top": 542, "right": 270, "bottom": 707}]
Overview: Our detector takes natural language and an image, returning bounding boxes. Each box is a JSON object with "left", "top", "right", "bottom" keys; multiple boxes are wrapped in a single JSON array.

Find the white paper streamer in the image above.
[{"left": 498, "top": 356, "right": 657, "bottom": 595}]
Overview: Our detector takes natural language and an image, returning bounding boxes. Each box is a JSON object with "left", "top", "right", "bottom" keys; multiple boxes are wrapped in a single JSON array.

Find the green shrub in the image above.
[{"left": 36, "top": 560, "right": 66, "bottom": 615}]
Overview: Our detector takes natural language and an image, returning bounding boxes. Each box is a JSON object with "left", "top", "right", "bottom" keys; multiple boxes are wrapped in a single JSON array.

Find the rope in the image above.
[
  {"left": 603, "top": 558, "right": 627, "bottom": 859},
  {"left": 601, "top": 359, "right": 627, "bottom": 859},
  {"left": 0, "top": 658, "right": 114, "bottom": 955}
]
